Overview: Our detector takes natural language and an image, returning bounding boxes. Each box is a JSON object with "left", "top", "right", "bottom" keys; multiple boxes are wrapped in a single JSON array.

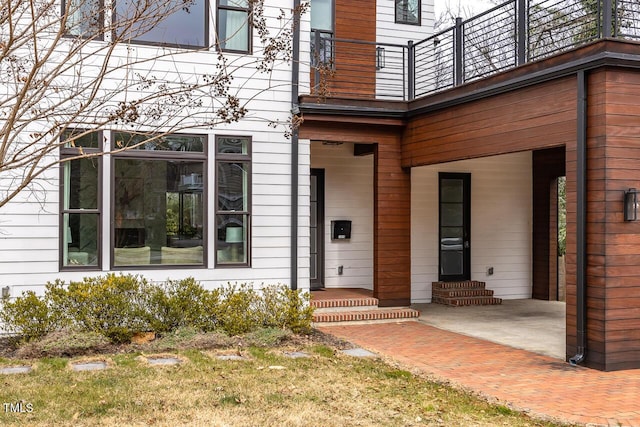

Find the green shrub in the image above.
[
  {"left": 144, "top": 278, "right": 219, "bottom": 333},
  {"left": 1, "top": 276, "right": 314, "bottom": 343},
  {"left": 215, "top": 283, "right": 262, "bottom": 336},
  {"left": 0, "top": 291, "right": 57, "bottom": 341},
  {"left": 47, "top": 274, "right": 150, "bottom": 344},
  {"left": 259, "top": 285, "right": 313, "bottom": 333}
]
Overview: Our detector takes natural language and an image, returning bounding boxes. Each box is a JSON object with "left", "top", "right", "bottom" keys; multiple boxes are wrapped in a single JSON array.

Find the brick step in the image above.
[
  {"left": 310, "top": 296, "right": 379, "bottom": 310},
  {"left": 432, "top": 296, "right": 503, "bottom": 307},
  {"left": 432, "top": 281, "right": 486, "bottom": 290},
  {"left": 312, "top": 307, "right": 420, "bottom": 324},
  {"left": 432, "top": 288, "right": 495, "bottom": 298}
]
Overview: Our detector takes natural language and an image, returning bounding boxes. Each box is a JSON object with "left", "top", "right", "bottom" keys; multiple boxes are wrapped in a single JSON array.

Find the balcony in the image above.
[{"left": 306, "top": 0, "right": 640, "bottom": 102}]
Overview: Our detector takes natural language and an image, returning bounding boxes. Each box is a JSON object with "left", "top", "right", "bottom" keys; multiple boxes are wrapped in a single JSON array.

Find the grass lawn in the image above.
[{"left": 0, "top": 335, "right": 567, "bottom": 426}]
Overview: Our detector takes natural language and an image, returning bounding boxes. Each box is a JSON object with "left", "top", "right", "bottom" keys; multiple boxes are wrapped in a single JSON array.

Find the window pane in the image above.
[
  {"left": 62, "top": 130, "right": 100, "bottom": 149},
  {"left": 217, "top": 136, "right": 249, "bottom": 154},
  {"left": 219, "top": 0, "right": 248, "bottom": 7},
  {"left": 63, "top": 213, "right": 99, "bottom": 266},
  {"left": 216, "top": 214, "right": 248, "bottom": 264},
  {"left": 112, "top": 133, "right": 204, "bottom": 152},
  {"left": 115, "top": 0, "right": 205, "bottom": 47},
  {"left": 64, "top": 158, "right": 99, "bottom": 209},
  {"left": 311, "top": 0, "right": 333, "bottom": 31},
  {"left": 114, "top": 158, "right": 204, "bottom": 266},
  {"left": 218, "top": 9, "right": 249, "bottom": 51},
  {"left": 396, "top": 0, "right": 419, "bottom": 24},
  {"left": 217, "top": 162, "right": 248, "bottom": 211},
  {"left": 65, "top": 0, "right": 103, "bottom": 37}
]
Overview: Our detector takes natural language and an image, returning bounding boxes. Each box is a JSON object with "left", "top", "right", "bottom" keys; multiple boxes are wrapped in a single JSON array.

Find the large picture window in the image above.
[
  {"left": 114, "top": 0, "right": 207, "bottom": 48},
  {"left": 395, "top": 0, "right": 420, "bottom": 25},
  {"left": 216, "top": 136, "right": 251, "bottom": 266},
  {"left": 112, "top": 132, "right": 206, "bottom": 268},
  {"left": 60, "top": 130, "right": 102, "bottom": 269},
  {"left": 217, "top": 0, "right": 251, "bottom": 52}
]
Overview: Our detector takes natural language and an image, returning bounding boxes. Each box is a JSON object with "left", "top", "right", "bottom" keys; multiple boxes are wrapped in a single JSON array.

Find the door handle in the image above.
[{"left": 464, "top": 241, "right": 470, "bottom": 248}]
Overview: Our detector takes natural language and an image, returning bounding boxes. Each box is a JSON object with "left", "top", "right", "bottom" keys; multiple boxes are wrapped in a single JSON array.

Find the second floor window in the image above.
[
  {"left": 63, "top": 0, "right": 104, "bottom": 38},
  {"left": 64, "top": 0, "right": 207, "bottom": 48},
  {"left": 115, "top": 0, "right": 207, "bottom": 48},
  {"left": 396, "top": 0, "right": 420, "bottom": 25},
  {"left": 217, "top": 0, "right": 251, "bottom": 52},
  {"left": 310, "top": 0, "right": 334, "bottom": 65}
]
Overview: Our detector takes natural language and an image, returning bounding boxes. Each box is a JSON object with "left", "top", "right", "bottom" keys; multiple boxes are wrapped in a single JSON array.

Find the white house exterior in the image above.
[{"left": 0, "top": 0, "right": 436, "bottom": 300}]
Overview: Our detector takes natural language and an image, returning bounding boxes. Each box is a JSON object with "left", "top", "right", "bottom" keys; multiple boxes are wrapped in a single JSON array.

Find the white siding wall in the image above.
[
  {"left": 411, "top": 152, "right": 533, "bottom": 303},
  {"left": 0, "top": 0, "right": 310, "bottom": 297},
  {"left": 310, "top": 142, "right": 373, "bottom": 289},
  {"left": 376, "top": 0, "right": 435, "bottom": 44}
]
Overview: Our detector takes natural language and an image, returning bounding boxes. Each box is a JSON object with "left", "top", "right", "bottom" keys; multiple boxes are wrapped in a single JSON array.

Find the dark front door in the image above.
[
  {"left": 439, "top": 173, "right": 471, "bottom": 282},
  {"left": 310, "top": 169, "right": 325, "bottom": 289}
]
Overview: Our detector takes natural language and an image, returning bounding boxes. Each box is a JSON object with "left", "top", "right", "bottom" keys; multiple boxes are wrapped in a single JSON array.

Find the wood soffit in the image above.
[{"left": 298, "top": 39, "right": 640, "bottom": 123}]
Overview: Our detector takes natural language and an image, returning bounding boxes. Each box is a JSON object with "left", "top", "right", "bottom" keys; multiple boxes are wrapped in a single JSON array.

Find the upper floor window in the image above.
[
  {"left": 60, "top": 130, "right": 102, "bottom": 270},
  {"left": 310, "top": 0, "right": 334, "bottom": 65},
  {"left": 63, "top": 0, "right": 206, "bottom": 47},
  {"left": 217, "top": 0, "right": 251, "bottom": 52},
  {"left": 395, "top": 0, "right": 420, "bottom": 25},
  {"left": 115, "top": 0, "right": 207, "bottom": 48},
  {"left": 63, "top": 0, "right": 104, "bottom": 38}
]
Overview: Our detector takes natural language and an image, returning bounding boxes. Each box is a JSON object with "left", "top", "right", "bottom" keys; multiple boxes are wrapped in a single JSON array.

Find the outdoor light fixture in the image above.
[
  {"left": 624, "top": 188, "right": 639, "bottom": 221},
  {"left": 1, "top": 286, "right": 9, "bottom": 298},
  {"left": 376, "top": 47, "right": 385, "bottom": 70}
]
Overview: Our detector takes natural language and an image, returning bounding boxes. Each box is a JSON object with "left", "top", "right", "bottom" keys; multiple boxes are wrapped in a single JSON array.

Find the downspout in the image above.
[
  {"left": 290, "top": 0, "right": 301, "bottom": 290},
  {"left": 569, "top": 70, "right": 587, "bottom": 366}
]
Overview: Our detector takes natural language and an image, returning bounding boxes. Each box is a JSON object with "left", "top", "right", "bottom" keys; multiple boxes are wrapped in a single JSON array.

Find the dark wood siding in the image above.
[
  {"left": 532, "top": 148, "right": 566, "bottom": 301},
  {"left": 599, "top": 69, "right": 640, "bottom": 370},
  {"left": 402, "top": 77, "right": 577, "bottom": 167},
  {"left": 311, "top": 0, "right": 377, "bottom": 99},
  {"left": 300, "top": 121, "right": 410, "bottom": 306}
]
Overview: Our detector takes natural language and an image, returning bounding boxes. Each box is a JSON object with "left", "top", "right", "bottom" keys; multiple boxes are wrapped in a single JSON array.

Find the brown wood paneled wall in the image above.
[
  {"left": 595, "top": 68, "right": 640, "bottom": 370},
  {"left": 532, "top": 148, "right": 566, "bottom": 301},
  {"left": 402, "top": 77, "right": 577, "bottom": 167}
]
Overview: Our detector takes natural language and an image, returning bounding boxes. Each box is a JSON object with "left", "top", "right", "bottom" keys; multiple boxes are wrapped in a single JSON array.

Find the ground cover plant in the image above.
[{"left": 0, "top": 333, "right": 570, "bottom": 427}]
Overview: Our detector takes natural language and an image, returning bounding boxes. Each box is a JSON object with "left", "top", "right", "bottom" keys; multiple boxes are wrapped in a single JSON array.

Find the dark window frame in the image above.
[
  {"left": 59, "top": 129, "right": 103, "bottom": 271},
  {"left": 110, "top": 132, "right": 208, "bottom": 270},
  {"left": 215, "top": 135, "right": 252, "bottom": 268},
  {"left": 216, "top": 0, "right": 252, "bottom": 54},
  {"left": 395, "top": 0, "right": 421, "bottom": 26},
  {"left": 112, "top": 0, "right": 209, "bottom": 49}
]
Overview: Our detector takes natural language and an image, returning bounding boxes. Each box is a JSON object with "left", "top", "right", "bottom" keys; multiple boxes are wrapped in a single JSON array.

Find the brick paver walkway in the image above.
[{"left": 320, "top": 322, "right": 640, "bottom": 427}]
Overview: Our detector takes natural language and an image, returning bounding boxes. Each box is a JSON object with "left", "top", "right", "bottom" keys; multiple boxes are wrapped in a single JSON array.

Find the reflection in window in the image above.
[
  {"left": 217, "top": 0, "right": 251, "bottom": 52},
  {"left": 115, "top": 0, "right": 206, "bottom": 48},
  {"left": 112, "top": 133, "right": 206, "bottom": 267},
  {"left": 395, "top": 0, "right": 420, "bottom": 25},
  {"left": 64, "top": 0, "right": 104, "bottom": 38},
  {"left": 60, "top": 130, "right": 101, "bottom": 269},
  {"left": 216, "top": 136, "right": 251, "bottom": 266}
]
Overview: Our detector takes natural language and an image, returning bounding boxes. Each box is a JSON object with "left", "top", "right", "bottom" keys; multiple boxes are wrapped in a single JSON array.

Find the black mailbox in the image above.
[{"left": 331, "top": 220, "right": 352, "bottom": 240}]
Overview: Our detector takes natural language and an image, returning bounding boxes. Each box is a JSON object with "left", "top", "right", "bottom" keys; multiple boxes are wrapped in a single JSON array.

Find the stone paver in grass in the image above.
[
  {"left": 71, "top": 361, "right": 108, "bottom": 372},
  {"left": 217, "top": 354, "right": 248, "bottom": 361},
  {"left": 283, "top": 351, "right": 310, "bottom": 359},
  {"left": 0, "top": 365, "right": 32, "bottom": 375},
  {"left": 341, "top": 348, "right": 377, "bottom": 358},
  {"left": 146, "top": 357, "right": 182, "bottom": 366}
]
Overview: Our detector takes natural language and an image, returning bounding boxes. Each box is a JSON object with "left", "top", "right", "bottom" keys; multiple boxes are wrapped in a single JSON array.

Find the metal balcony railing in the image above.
[{"left": 308, "top": 0, "right": 640, "bottom": 101}]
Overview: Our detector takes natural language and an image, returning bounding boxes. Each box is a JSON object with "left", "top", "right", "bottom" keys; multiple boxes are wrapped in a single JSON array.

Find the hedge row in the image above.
[{"left": 0, "top": 274, "right": 314, "bottom": 343}]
